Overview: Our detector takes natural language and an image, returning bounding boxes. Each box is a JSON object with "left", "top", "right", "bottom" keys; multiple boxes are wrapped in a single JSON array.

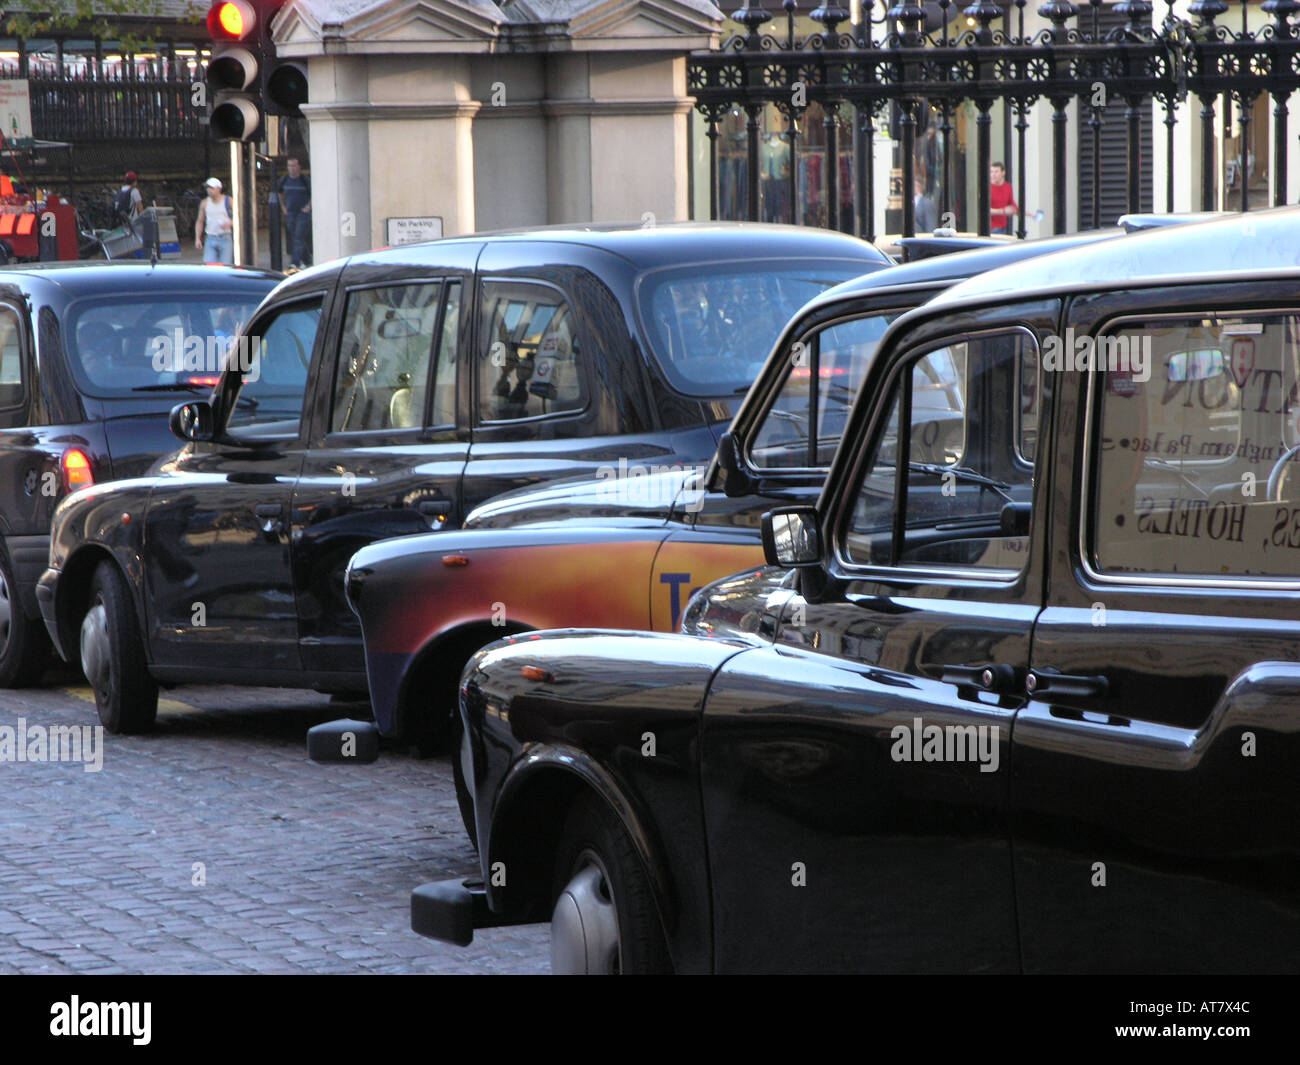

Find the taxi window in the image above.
[
  {"left": 844, "top": 330, "right": 1037, "bottom": 572},
  {"left": 0, "top": 304, "right": 24, "bottom": 423},
  {"left": 1091, "top": 312, "right": 1300, "bottom": 579},
  {"left": 331, "top": 282, "right": 442, "bottom": 434},
  {"left": 67, "top": 293, "right": 265, "bottom": 396},
  {"left": 431, "top": 282, "right": 460, "bottom": 427},
  {"left": 477, "top": 280, "right": 584, "bottom": 423},
  {"left": 750, "top": 311, "right": 897, "bottom": 470},
  {"left": 226, "top": 299, "right": 322, "bottom": 436},
  {"left": 638, "top": 259, "right": 870, "bottom": 397}
]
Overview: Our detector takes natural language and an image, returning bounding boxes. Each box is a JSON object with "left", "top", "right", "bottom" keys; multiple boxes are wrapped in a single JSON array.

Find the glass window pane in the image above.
[
  {"left": 1092, "top": 313, "right": 1300, "bottom": 578},
  {"left": 751, "top": 312, "right": 896, "bottom": 470},
  {"left": 845, "top": 331, "right": 1036, "bottom": 572},
  {"left": 66, "top": 294, "right": 263, "bottom": 396},
  {"left": 638, "top": 259, "right": 872, "bottom": 397},
  {"left": 478, "top": 281, "right": 583, "bottom": 422},
  {"left": 332, "top": 283, "right": 441, "bottom": 433},
  {"left": 431, "top": 281, "right": 460, "bottom": 428},
  {"left": 0, "top": 306, "right": 23, "bottom": 413},
  {"left": 227, "top": 300, "right": 321, "bottom": 434}
]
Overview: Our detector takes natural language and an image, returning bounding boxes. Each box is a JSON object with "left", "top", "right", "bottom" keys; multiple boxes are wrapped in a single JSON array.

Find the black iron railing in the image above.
[
  {"left": 689, "top": 0, "right": 1300, "bottom": 237},
  {"left": 3, "top": 63, "right": 207, "bottom": 145}
]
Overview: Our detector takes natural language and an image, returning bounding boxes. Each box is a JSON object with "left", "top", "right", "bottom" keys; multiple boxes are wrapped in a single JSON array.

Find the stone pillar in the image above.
[
  {"left": 302, "top": 54, "right": 372, "bottom": 262},
  {"left": 585, "top": 53, "right": 694, "bottom": 223},
  {"left": 545, "top": 54, "right": 595, "bottom": 225},
  {"left": 365, "top": 55, "right": 479, "bottom": 240}
]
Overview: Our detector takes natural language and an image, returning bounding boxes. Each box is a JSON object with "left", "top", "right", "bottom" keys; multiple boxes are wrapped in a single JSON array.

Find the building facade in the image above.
[{"left": 275, "top": 0, "right": 722, "bottom": 261}]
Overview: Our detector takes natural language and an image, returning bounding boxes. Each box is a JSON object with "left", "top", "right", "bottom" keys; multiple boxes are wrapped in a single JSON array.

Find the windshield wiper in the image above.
[
  {"left": 132, "top": 382, "right": 212, "bottom": 393},
  {"left": 909, "top": 462, "right": 1014, "bottom": 504},
  {"left": 132, "top": 382, "right": 258, "bottom": 410}
]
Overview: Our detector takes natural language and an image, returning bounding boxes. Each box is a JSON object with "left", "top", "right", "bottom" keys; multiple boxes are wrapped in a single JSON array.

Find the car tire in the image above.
[
  {"left": 81, "top": 562, "right": 158, "bottom": 734},
  {"left": 0, "top": 547, "right": 51, "bottom": 688},
  {"left": 451, "top": 719, "right": 478, "bottom": 849},
  {"left": 409, "top": 714, "right": 453, "bottom": 757},
  {"left": 550, "top": 796, "right": 671, "bottom": 975},
  {"left": 407, "top": 665, "right": 460, "bottom": 757}
]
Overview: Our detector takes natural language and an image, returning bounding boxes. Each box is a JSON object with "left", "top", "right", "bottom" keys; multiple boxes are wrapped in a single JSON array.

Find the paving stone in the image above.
[{"left": 0, "top": 679, "right": 550, "bottom": 974}]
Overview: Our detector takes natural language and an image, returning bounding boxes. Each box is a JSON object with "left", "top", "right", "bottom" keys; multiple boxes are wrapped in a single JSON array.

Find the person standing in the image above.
[
  {"left": 278, "top": 156, "right": 312, "bottom": 268},
  {"left": 913, "top": 177, "right": 938, "bottom": 234},
  {"left": 989, "top": 162, "right": 1018, "bottom": 235},
  {"left": 113, "top": 171, "right": 143, "bottom": 226},
  {"left": 195, "top": 177, "right": 234, "bottom": 265}
]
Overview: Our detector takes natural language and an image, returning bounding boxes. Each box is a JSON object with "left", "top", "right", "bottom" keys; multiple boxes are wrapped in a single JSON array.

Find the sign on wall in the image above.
[
  {"left": 386, "top": 216, "right": 443, "bottom": 246},
  {"left": 0, "top": 80, "right": 33, "bottom": 142}
]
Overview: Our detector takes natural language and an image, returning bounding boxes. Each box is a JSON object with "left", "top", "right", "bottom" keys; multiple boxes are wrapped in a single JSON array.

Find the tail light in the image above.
[{"left": 60, "top": 449, "right": 94, "bottom": 494}]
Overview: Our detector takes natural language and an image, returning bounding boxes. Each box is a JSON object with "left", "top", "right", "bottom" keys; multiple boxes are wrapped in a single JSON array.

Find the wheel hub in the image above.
[
  {"left": 551, "top": 855, "right": 621, "bottom": 974},
  {"left": 80, "top": 602, "right": 111, "bottom": 693},
  {"left": 0, "top": 567, "right": 11, "bottom": 648}
]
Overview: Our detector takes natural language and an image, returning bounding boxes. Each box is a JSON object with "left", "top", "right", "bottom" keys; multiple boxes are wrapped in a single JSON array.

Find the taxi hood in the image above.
[{"left": 465, "top": 464, "right": 706, "bottom": 530}]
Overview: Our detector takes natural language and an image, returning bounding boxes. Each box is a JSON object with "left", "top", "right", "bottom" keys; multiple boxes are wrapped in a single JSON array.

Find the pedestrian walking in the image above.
[
  {"left": 113, "top": 171, "right": 143, "bottom": 226},
  {"left": 278, "top": 156, "right": 312, "bottom": 268},
  {"left": 914, "top": 177, "right": 938, "bottom": 233},
  {"left": 989, "top": 162, "right": 1018, "bottom": 235},
  {"left": 195, "top": 177, "right": 234, "bottom": 265}
]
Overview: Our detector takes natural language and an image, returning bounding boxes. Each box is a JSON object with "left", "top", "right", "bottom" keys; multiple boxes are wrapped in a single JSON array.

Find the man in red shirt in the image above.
[{"left": 990, "top": 161, "right": 1018, "bottom": 234}]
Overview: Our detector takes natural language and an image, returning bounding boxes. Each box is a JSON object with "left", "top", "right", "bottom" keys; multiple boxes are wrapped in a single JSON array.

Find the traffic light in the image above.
[
  {"left": 263, "top": 0, "right": 308, "bottom": 120},
  {"left": 206, "top": 0, "right": 263, "bottom": 142}
]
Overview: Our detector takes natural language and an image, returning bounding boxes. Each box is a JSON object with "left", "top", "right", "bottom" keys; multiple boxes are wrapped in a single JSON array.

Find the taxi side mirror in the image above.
[
  {"left": 170, "top": 399, "right": 214, "bottom": 443},
  {"left": 762, "top": 506, "right": 822, "bottom": 567},
  {"left": 717, "top": 430, "right": 756, "bottom": 497},
  {"left": 1000, "top": 501, "right": 1031, "bottom": 537}
]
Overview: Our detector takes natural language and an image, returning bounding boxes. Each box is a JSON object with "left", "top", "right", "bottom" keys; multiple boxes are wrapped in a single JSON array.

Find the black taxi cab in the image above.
[
  {"left": 432, "top": 209, "right": 1300, "bottom": 973},
  {"left": 0, "top": 262, "right": 278, "bottom": 688},
  {"left": 344, "top": 227, "right": 1131, "bottom": 751},
  {"left": 37, "top": 223, "right": 887, "bottom": 732}
]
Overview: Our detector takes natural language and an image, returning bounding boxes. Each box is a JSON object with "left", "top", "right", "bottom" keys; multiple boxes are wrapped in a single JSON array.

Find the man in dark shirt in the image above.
[{"left": 278, "top": 156, "right": 312, "bottom": 268}]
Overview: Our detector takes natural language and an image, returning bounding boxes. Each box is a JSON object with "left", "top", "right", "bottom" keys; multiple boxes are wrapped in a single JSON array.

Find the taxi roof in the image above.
[{"left": 927, "top": 207, "right": 1300, "bottom": 311}]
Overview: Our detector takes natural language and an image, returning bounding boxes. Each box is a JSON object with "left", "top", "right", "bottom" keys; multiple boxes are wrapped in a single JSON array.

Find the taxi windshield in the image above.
[
  {"left": 637, "top": 259, "right": 872, "bottom": 397},
  {"left": 66, "top": 293, "right": 264, "bottom": 397}
]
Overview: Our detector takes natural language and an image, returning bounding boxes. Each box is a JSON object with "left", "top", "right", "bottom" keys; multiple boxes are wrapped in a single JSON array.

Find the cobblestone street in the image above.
[{"left": 0, "top": 672, "right": 549, "bottom": 974}]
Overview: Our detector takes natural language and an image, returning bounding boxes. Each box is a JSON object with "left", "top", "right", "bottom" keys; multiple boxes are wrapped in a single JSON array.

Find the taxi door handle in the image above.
[
  {"left": 255, "top": 502, "right": 284, "bottom": 537},
  {"left": 941, "top": 663, "right": 1016, "bottom": 694},
  {"left": 1025, "top": 669, "right": 1109, "bottom": 699}
]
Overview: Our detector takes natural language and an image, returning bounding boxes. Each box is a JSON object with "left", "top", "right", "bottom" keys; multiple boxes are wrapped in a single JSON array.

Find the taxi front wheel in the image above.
[
  {"left": 550, "top": 797, "right": 671, "bottom": 975},
  {"left": 82, "top": 562, "right": 158, "bottom": 734}
]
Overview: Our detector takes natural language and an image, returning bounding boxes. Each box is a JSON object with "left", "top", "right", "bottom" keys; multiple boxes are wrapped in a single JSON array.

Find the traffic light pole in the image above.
[
  {"left": 267, "top": 153, "right": 282, "bottom": 272},
  {"left": 229, "top": 140, "right": 244, "bottom": 266},
  {"left": 245, "top": 141, "right": 257, "bottom": 265}
]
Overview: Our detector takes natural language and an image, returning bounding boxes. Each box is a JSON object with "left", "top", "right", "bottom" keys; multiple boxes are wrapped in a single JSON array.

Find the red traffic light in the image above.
[{"left": 207, "top": 0, "right": 256, "bottom": 40}]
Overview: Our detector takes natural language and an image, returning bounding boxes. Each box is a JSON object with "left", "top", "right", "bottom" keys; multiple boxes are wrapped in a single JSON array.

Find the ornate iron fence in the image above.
[
  {"left": 688, "top": 0, "right": 1300, "bottom": 238},
  {"left": 15, "top": 65, "right": 207, "bottom": 145}
]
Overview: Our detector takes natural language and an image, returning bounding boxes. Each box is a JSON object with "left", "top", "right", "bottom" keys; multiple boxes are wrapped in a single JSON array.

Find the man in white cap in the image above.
[{"left": 195, "top": 177, "right": 234, "bottom": 264}]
